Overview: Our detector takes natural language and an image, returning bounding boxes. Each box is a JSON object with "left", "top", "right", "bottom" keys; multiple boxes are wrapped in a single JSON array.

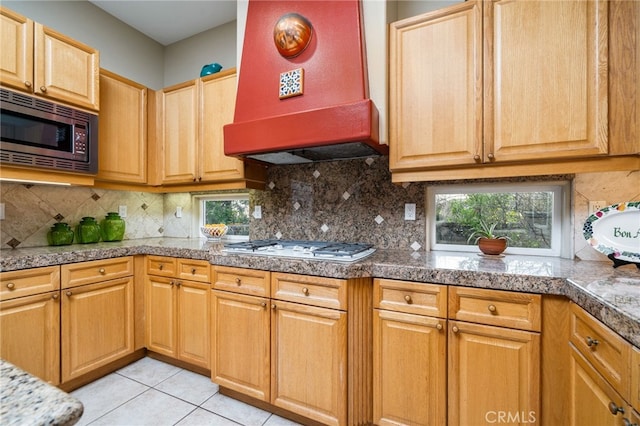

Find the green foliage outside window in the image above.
[{"left": 204, "top": 199, "right": 249, "bottom": 236}]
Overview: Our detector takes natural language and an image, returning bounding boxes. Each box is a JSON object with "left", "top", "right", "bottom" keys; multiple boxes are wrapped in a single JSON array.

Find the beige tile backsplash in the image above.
[{"left": 0, "top": 168, "right": 638, "bottom": 259}]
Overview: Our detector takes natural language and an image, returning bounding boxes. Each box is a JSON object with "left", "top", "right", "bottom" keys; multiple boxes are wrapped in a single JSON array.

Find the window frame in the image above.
[
  {"left": 191, "top": 193, "right": 250, "bottom": 242},
  {"left": 426, "top": 181, "right": 572, "bottom": 258}
]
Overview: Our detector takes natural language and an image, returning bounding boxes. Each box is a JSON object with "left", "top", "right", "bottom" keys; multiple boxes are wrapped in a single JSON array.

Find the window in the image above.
[
  {"left": 427, "top": 182, "right": 571, "bottom": 257},
  {"left": 193, "top": 193, "right": 250, "bottom": 241}
]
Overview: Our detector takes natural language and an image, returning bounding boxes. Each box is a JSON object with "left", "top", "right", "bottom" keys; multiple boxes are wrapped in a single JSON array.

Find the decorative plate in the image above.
[{"left": 583, "top": 201, "right": 640, "bottom": 263}]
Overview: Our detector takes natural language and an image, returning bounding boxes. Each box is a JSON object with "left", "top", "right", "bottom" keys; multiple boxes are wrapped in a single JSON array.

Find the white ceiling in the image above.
[{"left": 88, "top": 1, "right": 237, "bottom": 46}]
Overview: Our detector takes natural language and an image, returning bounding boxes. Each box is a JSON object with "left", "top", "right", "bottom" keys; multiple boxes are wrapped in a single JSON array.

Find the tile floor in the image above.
[{"left": 71, "top": 357, "right": 301, "bottom": 426}]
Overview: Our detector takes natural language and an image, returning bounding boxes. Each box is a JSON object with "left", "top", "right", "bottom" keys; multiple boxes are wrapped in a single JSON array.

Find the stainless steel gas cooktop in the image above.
[{"left": 222, "top": 239, "right": 376, "bottom": 262}]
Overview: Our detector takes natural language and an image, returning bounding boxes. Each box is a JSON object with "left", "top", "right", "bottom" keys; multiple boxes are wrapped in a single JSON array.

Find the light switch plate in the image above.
[
  {"left": 253, "top": 205, "right": 262, "bottom": 219},
  {"left": 176, "top": 206, "right": 182, "bottom": 218},
  {"left": 118, "top": 205, "right": 127, "bottom": 218},
  {"left": 404, "top": 203, "right": 416, "bottom": 220},
  {"left": 0, "top": 203, "right": 4, "bottom": 220}
]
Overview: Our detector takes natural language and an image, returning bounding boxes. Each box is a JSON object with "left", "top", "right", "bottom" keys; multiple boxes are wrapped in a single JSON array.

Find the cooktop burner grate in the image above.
[{"left": 223, "top": 239, "right": 376, "bottom": 262}]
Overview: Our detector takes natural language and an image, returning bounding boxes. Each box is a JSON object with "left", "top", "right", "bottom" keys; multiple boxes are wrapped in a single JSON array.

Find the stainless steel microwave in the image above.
[{"left": 0, "top": 88, "right": 98, "bottom": 174}]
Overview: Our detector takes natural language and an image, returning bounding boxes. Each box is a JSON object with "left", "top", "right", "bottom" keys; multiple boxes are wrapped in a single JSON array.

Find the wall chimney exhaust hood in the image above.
[{"left": 224, "top": 0, "right": 387, "bottom": 165}]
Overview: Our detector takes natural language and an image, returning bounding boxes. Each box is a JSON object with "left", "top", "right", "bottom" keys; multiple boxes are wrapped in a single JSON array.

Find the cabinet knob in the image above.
[
  {"left": 452, "top": 325, "right": 459, "bottom": 333},
  {"left": 193, "top": 177, "right": 197, "bottom": 182},
  {"left": 40, "top": 86, "right": 47, "bottom": 93},
  {"left": 191, "top": 268, "right": 196, "bottom": 275},
  {"left": 176, "top": 281, "right": 182, "bottom": 287},
  {"left": 170, "top": 281, "right": 175, "bottom": 286},
  {"left": 98, "top": 268, "right": 106, "bottom": 274},
  {"left": 608, "top": 402, "right": 624, "bottom": 416},
  {"left": 6, "top": 282, "right": 15, "bottom": 290},
  {"left": 488, "top": 304, "right": 497, "bottom": 314},
  {"left": 261, "top": 302, "right": 267, "bottom": 308},
  {"left": 473, "top": 155, "right": 481, "bottom": 162},
  {"left": 198, "top": 177, "right": 202, "bottom": 182},
  {"left": 487, "top": 153, "right": 495, "bottom": 160},
  {"left": 24, "top": 81, "right": 32, "bottom": 88},
  {"left": 622, "top": 418, "right": 636, "bottom": 426},
  {"left": 159, "top": 264, "right": 164, "bottom": 270},
  {"left": 436, "top": 323, "right": 443, "bottom": 331},
  {"left": 271, "top": 304, "right": 277, "bottom": 310},
  {"left": 302, "top": 287, "right": 309, "bottom": 296},
  {"left": 235, "top": 278, "right": 241, "bottom": 286},
  {"left": 586, "top": 336, "right": 599, "bottom": 348},
  {"left": 404, "top": 295, "right": 412, "bottom": 304},
  {"left": 51, "top": 293, "right": 59, "bottom": 300},
  {"left": 66, "top": 291, "right": 72, "bottom": 297}
]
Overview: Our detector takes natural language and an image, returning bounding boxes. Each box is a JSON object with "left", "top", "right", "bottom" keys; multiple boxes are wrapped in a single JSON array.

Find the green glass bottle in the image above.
[
  {"left": 100, "top": 212, "right": 126, "bottom": 242},
  {"left": 47, "top": 222, "right": 74, "bottom": 246},
  {"left": 76, "top": 217, "right": 101, "bottom": 243}
]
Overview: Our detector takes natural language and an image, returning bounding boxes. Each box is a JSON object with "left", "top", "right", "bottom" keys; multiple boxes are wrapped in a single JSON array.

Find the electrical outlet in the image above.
[
  {"left": 176, "top": 206, "right": 182, "bottom": 218},
  {"left": 253, "top": 205, "right": 262, "bottom": 219},
  {"left": 118, "top": 205, "right": 127, "bottom": 218},
  {"left": 589, "top": 201, "right": 607, "bottom": 214},
  {"left": 404, "top": 203, "right": 416, "bottom": 221},
  {"left": 0, "top": 203, "right": 4, "bottom": 220}
]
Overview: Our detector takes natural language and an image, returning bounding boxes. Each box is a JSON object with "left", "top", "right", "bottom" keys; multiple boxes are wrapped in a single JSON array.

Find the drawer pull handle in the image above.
[
  {"left": 436, "top": 323, "right": 443, "bottom": 331},
  {"left": 608, "top": 402, "right": 624, "bottom": 416},
  {"left": 191, "top": 268, "right": 196, "bottom": 275},
  {"left": 452, "top": 326, "right": 459, "bottom": 333},
  {"left": 302, "top": 287, "right": 309, "bottom": 296},
  {"left": 404, "top": 295, "right": 412, "bottom": 304},
  {"left": 66, "top": 291, "right": 72, "bottom": 297},
  {"left": 98, "top": 268, "right": 106, "bottom": 274},
  {"left": 586, "top": 336, "right": 599, "bottom": 348},
  {"left": 235, "top": 278, "right": 241, "bottom": 286},
  {"left": 6, "top": 282, "right": 15, "bottom": 290},
  {"left": 622, "top": 419, "right": 636, "bottom": 426},
  {"left": 51, "top": 293, "right": 59, "bottom": 300},
  {"left": 159, "top": 264, "right": 164, "bottom": 270},
  {"left": 488, "top": 304, "right": 497, "bottom": 314}
]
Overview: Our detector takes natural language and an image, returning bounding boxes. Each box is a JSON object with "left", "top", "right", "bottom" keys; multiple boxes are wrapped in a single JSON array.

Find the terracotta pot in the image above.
[{"left": 477, "top": 238, "right": 507, "bottom": 255}]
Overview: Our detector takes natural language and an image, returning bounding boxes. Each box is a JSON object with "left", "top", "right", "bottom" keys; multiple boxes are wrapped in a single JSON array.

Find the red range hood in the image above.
[{"left": 224, "top": 0, "right": 387, "bottom": 165}]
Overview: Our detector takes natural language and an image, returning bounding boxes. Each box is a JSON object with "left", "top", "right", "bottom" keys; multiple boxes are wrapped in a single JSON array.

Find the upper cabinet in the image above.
[
  {"left": 151, "top": 69, "right": 265, "bottom": 190},
  {"left": 0, "top": 7, "right": 99, "bottom": 111},
  {"left": 96, "top": 69, "right": 148, "bottom": 185},
  {"left": 389, "top": 0, "right": 639, "bottom": 182}
]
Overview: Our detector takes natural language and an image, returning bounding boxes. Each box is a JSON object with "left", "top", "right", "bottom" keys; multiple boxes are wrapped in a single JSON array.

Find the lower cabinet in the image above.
[
  {"left": 373, "top": 280, "right": 541, "bottom": 426},
  {"left": 61, "top": 258, "right": 135, "bottom": 382},
  {"left": 145, "top": 256, "right": 210, "bottom": 369},
  {"left": 212, "top": 266, "right": 371, "bottom": 426},
  {"left": 568, "top": 302, "right": 636, "bottom": 426}
]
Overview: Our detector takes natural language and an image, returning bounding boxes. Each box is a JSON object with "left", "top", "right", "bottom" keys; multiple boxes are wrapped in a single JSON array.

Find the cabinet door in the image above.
[
  {"left": 176, "top": 280, "right": 209, "bottom": 369},
  {"left": 569, "top": 345, "right": 628, "bottom": 426},
  {"left": 485, "top": 0, "right": 608, "bottom": 162},
  {"left": 97, "top": 70, "right": 147, "bottom": 184},
  {"left": 448, "top": 320, "right": 540, "bottom": 426},
  {"left": 212, "top": 290, "right": 270, "bottom": 401},
  {"left": 0, "top": 7, "right": 33, "bottom": 92},
  {"left": 34, "top": 23, "right": 99, "bottom": 111},
  {"left": 200, "top": 71, "right": 245, "bottom": 182},
  {"left": 0, "top": 291, "right": 60, "bottom": 385},
  {"left": 145, "top": 275, "right": 177, "bottom": 357},
  {"left": 389, "top": 1, "right": 482, "bottom": 170},
  {"left": 373, "top": 309, "right": 446, "bottom": 426},
  {"left": 161, "top": 81, "right": 198, "bottom": 184},
  {"left": 271, "top": 300, "right": 347, "bottom": 426},
  {"left": 61, "top": 277, "right": 133, "bottom": 382}
]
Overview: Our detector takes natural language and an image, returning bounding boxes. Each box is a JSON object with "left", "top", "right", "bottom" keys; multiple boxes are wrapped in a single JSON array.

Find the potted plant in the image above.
[{"left": 467, "top": 220, "right": 509, "bottom": 255}]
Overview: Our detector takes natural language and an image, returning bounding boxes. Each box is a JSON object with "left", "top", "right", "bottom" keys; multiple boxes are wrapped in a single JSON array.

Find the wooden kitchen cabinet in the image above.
[
  {"left": 568, "top": 302, "right": 635, "bottom": 426},
  {"left": 390, "top": 0, "right": 638, "bottom": 182},
  {"left": 61, "top": 258, "right": 134, "bottom": 382},
  {"left": 153, "top": 69, "right": 265, "bottom": 188},
  {"left": 211, "top": 267, "right": 371, "bottom": 425},
  {"left": 0, "top": 7, "right": 99, "bottom": 111},
  {"left": 0, "top": 266, "right": 61, "bottom": 385},
  {"left": 372, "top": 279, "right": 447, "bottom": 426},
  {"left": 145, "top": 256, "right": 210, "bottom": 369},
  {"left": 96, "top": 69, "right": 148, "bottom": 184},
  {"left": 448, "top": 286, "right": 541, "bottom": 426}
]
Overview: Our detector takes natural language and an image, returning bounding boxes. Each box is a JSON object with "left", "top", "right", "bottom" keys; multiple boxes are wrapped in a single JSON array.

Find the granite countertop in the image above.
[
  {"left": 1, "top": 237, "right": 638, "bottom": 346},
  {"left": 0, "top": 359, "right": 83, "bottom": 426}
]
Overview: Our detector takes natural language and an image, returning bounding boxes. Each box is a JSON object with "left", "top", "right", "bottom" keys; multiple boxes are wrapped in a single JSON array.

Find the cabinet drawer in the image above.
[
  {"left": 570, "top": 302, "right": 631, "bottom": 400},
  {"left": 271, "top": 272, "right": 347, "bottom": 310},
  {"left": 213, "top": 266, "right": 270, "bottom": 297},
  {"left": 62, "top": 257, "right": 133, "bottom": 289},
  {"left": 373, "top": 278, "right": 447, "bottom": 318},
  {"left": 146, "top": 256, "right": 177, "bottom": 277},
  {"left": 448, "top": 286, "right": 541, "bottom": 332},
  {"left": 632, "top": 346, "right": 640, "bottom": 412},
  {"left": 177, "top": 259, "right": 210, "bottom": 283},
  {"left": 0, "top": 266, "right": 60, "bottom": 301}
]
